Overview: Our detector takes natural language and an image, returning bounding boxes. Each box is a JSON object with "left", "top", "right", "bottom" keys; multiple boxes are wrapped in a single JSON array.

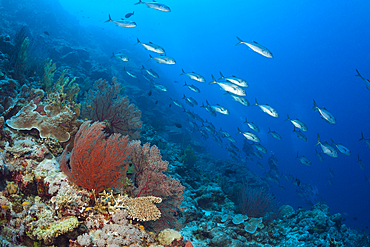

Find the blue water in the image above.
[{"left": 14, "top": 0, "right": 370, "bottom": 232}]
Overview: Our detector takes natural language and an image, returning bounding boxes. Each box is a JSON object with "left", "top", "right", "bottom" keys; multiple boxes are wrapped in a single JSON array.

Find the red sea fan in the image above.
[{"left": 59, "top": 121, "right": 132, "bottom": 195}]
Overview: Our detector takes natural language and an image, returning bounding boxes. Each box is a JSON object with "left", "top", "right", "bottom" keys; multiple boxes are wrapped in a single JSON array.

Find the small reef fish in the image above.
[
  {"left": 22, "top": 201, "right": 31, "bottom": 206},
  {"left": 105, "top": 14, "right": 136, "bottom": 27},
  {"left": 1, "top": 205, "right": 10, "bottom": 209},
  {"left": 125, "top": 12, "right": 134, "bottom": 18},
  {"left": 315, "top": 133, "right": 338, "bottom": 158},
  {"left": 236, "top": 127, "right": 260, "bottom": 142},
  {"left": 111, "top": 52, "right": 129, "bottom": 61},
  {"left": 141, "top": 65, "right": 159, "bottom": 78},
  {"left": 357, "top": 155, "right": 365, "bottom": 170},
  {"left": 331, "top": 138, "right": 351, "bottom": 155},
  {"left": 135, "top": 0, "right": 171, "bottom": 12},
  {"left": 235, "top": 37, "right": 273, "bottom": 58},
  {"left": 219, "top": 71, "right": 248, "bottom": 87},
  {"left": 253, "top": 99, "right": 279, "bottom": 118},
  {"left": 293, "top": 128, "right": 307, "bottom": 141},
  {"left": 180, "top": 69, "right": 206, "bottom": 83},
  {"left": 285, "top": 114, "right": 307, "bottom": 131},
  {"left": 326, "top": 178, "right": 333, "bottom": 185},
  {"left": 123, "top": 67, "right": 137, "bottom": 78},
  {"left": 355, "top": 69, "right": 370, "bottom": 91},
  {"left": 135, "top": 38, "right": 165, "bottom": 54},
  {"left": 85, "top": 207, "right": 93, "bottom": 211},
  {"left": 315, "top": 149, "right": 324, "bottom": 162},
  {"left": 183, "top": 81, "right": 200, "bottom": 93},
  {"left": 312, "top": 99, "right": 336, "bottom": 124},
  {"left": 296, "top": 152, "right": 312, "bottom": 166},
  {"left": 359, "top": 132, "right": 370, "bottom": 149},
  {"left": 244, "top": 118, "right": 260, "bottom": 132},
  {"left": 209, "top": 75, "right": 246, "bottom": 96},
  {"left": 148, "top": 54, "right": 176, "bottom": 64},
  {"left": 268, "top": 127, "right": 282, "bottom": 140}
]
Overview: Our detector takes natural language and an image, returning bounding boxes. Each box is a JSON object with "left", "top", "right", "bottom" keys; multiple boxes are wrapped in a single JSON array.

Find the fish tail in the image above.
[
  {"left": 355, "top": 69, "right": 362, "bottom": 78},
  {"left": 359, "top": 132, "right": 365, "bottom": 141},
  {"left": 134, "top": 0, "right": 143, "bottom": 5},
  {"left": 105, "top": 14, "right": 112, "bottom": 23},
  {"left": 183, "top": 82, "right": 187, "bottom": 86},
  {"left": 243, "top": 118, "right": 248, "bottom": 123},
  {"left": 219, "top": 71, "right": 225, "bottom": 80},
  {"left": 330, "top": 138, "right": 335, "bottom": 144},
  {"left": 135, "top": 38, "right": 141, "bottom": 45},
  {"left": 252, "top": 98, "right": 258, "bottom": 107},
  {"left": 110, "top": 52, "right": 115, "bottom": 59},
  {"left": 179, "top": 68, "right": 186, "bottom": 76},
  {"left": 268, "top": 127, "right": 271, "bottom": 133},
  {"left": 295, "top": 152, "right": 299, "bottom": 159},
  {"left": 315, "top": 133, "right": 321, "bottom": 146},
  {"left": 147, "top": 54, "right": 153, "bottom": 62},
  {"left": 285, "top": 114, "right": 290, "bottom": 121},
  {"left": 312, "top": 99, "right": 318, "bottom": 111},
  {"left": 208, "top": 74, "right": 217, "bottom": 84},
  {"left": 365, "top": 175, "right": 369, "bottom": 182},
  {"left": 236, "top": 127, "right": 242, "bottom": 135},
  {"left": 235, "top": 36, "right": 244, "bottom": 46}
]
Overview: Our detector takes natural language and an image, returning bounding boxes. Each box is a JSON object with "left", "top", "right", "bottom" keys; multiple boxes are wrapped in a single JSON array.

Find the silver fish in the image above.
[
  {"left": 211, "top": 104, "right": 230, "bottom": 115},
  {"left": 253, "top": 99, "right": 278, "bottom": 118},
  {"left": 135, "top": 0, "right": 171, "bottom": 12},
  {"left": 220, "top": 128, "right": 231, "bottom": 138},
  {"left": 219, "top": 71, "right": 248, "bottom": 87},
  {"left": 315, "top": 133, "right": 338, "bottom": 158},
  {"left": 111, "top": 52, "right": 129, "bottom": 62},
  {"left": 358, "top": 155, "right": 365, "bottom": 170},
  {"left": 296, "top": 152, "right": 312, "bottom": 166},
  {"left": 355, "top": 69, "right": 370, "bottom": 91},
  {"left": 209, "top": 75, "right": 246, "bottom": 96},
  {"left": 141, "top": 65, "right": 159, "bottom": 78},
  {"left": 256, "top": 161, "right": 265, "bottom": 170},
  {"left": 105, "top": 14, "right": 136, "bottom": 27},
  {"left": 331, "top": 138, "right": 351, "bottom": 155},
  {"left": 315, "top": 149, "right": 324, "bottom": 162},
  {"left": 235, "top": 37, "right": 273, "bottom": 58},
  {"left": 329, "top": 168, "right": 334, "bottom": 177},
  {"left": 236, "top": 127, "right": 260, "bottom": 142},
  {"left": 293, "top": 128, "right": 307, "bottom": 141},
  {"left": 148, "top": 54, "right": 175, "bottom": 64},
  {"left": 180, "top": 69, "right": 206, "bottom": 83},
  {"left": 201, "top": 102, "right": 217, "bottom": 117},
  {"left": 244, "top": 118, "right": 260, "bottom": 132},
  {"left": 152, "top": 83, "right": 167, "bottom": 91},
  {"left": 268, "top": 127, "right": 282, "bottom": 140},
  {"left": 312, "top": 99, "right": 336, "bottom": 124},
  {"left": 170, "top": 98, "right": 183, "bottom": 108},
  {"left": 253, "top": 143, "right": 267, "bottom": 153},
  {"left": 183, "top": 94, "right": 198, "bottom": 106},
  {"left": 135, "top": 38, "right": 165, "bottom": 54},
  {"left": 226, "top": 92, "right": 250, "bottom": 106},
  {"left": 285, "top": 114, "right": 307, "bottom": 131},
  {"left": 183, "top": 82, "right": 200, "bottom": 93},
  {"left": 122, "top": 67, "right": 137, "bottom": 78}
]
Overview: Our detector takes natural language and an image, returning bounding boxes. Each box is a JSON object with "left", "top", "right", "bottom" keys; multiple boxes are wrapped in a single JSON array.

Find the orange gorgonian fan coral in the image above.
[{"left": 59, "top": 120, "right": 132, "bottom": 194}]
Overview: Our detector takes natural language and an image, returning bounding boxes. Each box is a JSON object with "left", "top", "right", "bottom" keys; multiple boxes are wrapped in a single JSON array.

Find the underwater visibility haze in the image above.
[{"left": 0, "top": 0, "right": 370, "bottom": 246}]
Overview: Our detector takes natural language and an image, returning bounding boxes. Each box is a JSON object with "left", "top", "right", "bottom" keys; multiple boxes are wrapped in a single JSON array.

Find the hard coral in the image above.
[{"left": 6, "top": 100, "right": 82, "bottom": 142}]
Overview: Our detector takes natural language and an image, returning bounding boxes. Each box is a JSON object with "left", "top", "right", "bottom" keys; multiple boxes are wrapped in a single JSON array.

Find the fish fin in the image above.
[
  {"left": 110, "top": 52, "right": 115, "bottom": 58},
  {"left": 235, "top": 36, "right": 244, "bottom": 46},
  {"left": 147, "top": 54, "right": 153, "bottom": 62},
  {"left": 105, "top": 14, "right": 112, "bottom": 22},
  {"left": 268, "top": 127, "right": 271, "bottom": 133},
  {"left": 208, "top": 74, "right": 217, "bottom": 84},
  {"left": 359, "top": 132, "right": 365, "bottom": 141},
  {"left": 312, "top": 99, "right": 318, "bottom": 111},
  {"left": 295, "top": 152, "right": 299, "bottom": 159},
  {"left": 134, "top": 0, "right": 143, "bottom": 5},
  {"left": 219, "top": 71, "right": 224, "bottom": 80},
  {"left": 183, "top": 82, "right": 187, "bottom": 86},
  {"left": 355, "top": 69, "right": 363, "bottom": 78},
  {"left": 285, "top": 114, "right": 290, "bottom": 121},
  {"left": 253, "top": 41, "right": 259, "bottom": 44},
  {"left": 315, "top": 133, "right": 321, "bottom": 146},
  {"left": 135, "top": 38, "right": 141, "bottom": 45},
  {"left": 330, "top": 138, "right": 335, "bottom": 144},
  {"left": 252, "top": 98, "right": 258, "bottom": 107},
  {"left": 236, "top": 127, "right": 242, "bottom": 135},
  {"left": 180, "top": 68, "right": 186, "bottom": 76}
]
